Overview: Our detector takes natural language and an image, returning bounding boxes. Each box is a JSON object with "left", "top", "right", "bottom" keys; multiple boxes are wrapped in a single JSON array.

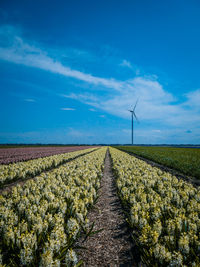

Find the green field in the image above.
[{"left": 114, "top": 146, "right": 200, "bottom": 179}]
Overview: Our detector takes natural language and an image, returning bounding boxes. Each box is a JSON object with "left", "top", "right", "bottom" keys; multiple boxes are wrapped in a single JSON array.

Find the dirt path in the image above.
[{"left": 79, "top": 148, "right": 141, "bottom": 266}]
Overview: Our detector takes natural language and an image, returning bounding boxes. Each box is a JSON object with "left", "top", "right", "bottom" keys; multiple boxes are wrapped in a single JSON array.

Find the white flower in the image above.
[
  {"left": 169, "top": 252, "right": 183, "bottom": 266},
  {"left": 67, "top": 218, "right": 80, "bottom": 238},
  {"left": 20, "top": 247, "right": 34, "bottom": 266},
  {"left": 178, "top": 233, "right": 190, "bottom": 254},
  {"left": 65, "top": 249, "right": 78, "bottom": 265},
  {"left": 39, "top": 250, "right": 54, "bottom": 267}
]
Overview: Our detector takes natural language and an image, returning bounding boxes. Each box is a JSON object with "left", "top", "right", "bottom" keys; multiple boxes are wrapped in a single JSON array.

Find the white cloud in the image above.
[
  {"left": 61, "top": 108, "right": 76, "bottom": 111},
  {"left": 67, "top": 128, "right": 94, "bottom": 138},
  {"left": 89, "top": 108, "right": 96, "bottom": 111},
  {"left": 24, "top": 98, "right": 35, "bottom": 102},
  {"left": 0, "top": 26, "right": 123, "bottom": 91},
  {"left": 62, "top": 73, "right": 200, "bottom": 129},
  {"left": 121, "top": 127, "right": 200, "bottom": 144},
  {"left": 67, "top": 128, "right": 83, "bottom": 137},
  {"left": 62, "top": 93, "right": 98, "bottom": 102},
  {"left": 65, "top": 76, "right": 176, "bottom": 121},
  {"left": 184, "top": 89, "right": 200, "bottom": 110},
  {"left": 152, "top": 129, "right": 161, "bottom": 133},
  {"left": 119, "top": 59, "right": 132, "bottom": 69},
  {"left": 99, "top": 115, "right": 105, "bottom": 118},
  {"left": 64, "top": 80, "right": 200, "bottom": 129},
  {"left": 0, "top": 25, "right": 200, "bottom": 131},
  {"left": 0, "top": 128, "right": 95, "bottom": 144}
]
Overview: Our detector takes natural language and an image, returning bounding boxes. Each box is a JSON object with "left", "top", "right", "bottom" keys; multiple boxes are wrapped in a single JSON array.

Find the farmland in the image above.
[
  {"left": 0, "top": 147, "right": 107, "bottom": 266},
  {"left": 115, "top": 146, "right": 200, "bottom": 179},
  {"left": 110, "top": 147, "right": 200, "bottom": 266},
  {"left": 0, "top": 146, "right": 200, "bottom": 266},
  {"left": 0, "top": 146, "right": 97, "bottom": 164},
  {"left": 0, "top": 147, "right": 97, "bottom": 187}
]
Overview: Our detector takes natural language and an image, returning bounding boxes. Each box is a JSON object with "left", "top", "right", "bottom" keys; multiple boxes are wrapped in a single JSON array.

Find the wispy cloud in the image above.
[
  {"left": 62, "top": 93, "right": 98, "bottom": 102},
  {"left": 61, "top": 108, "right": 76, "bottom": 111},
  {"left": 0, "top": 128, "right": 95, "bottom": 144},
  {"left": 64, "top": 76, "right": 176, "bottom": 121},
  {"left": 24, "top": 98, "right": 36, "bottom": 102},
  {"left": 67, "top": 128, "right": 84, "bottom": 137},
  {"left": 152, "top": 129, "right": 161, "bottom": 133},
  {"left": 121, "top": 128, "right": 200, "bottom": 144},
  {"left": 89, "top": 108, "right": 96, "bottom": 112},
  {"left": 0, "top": 25, "right": 123, "bottom": 91},
  {"left": 184, "top": 89, "right": 200, "bottom": 110},
  {"left": 67, "top": 127, "right": 94, "bottom": 138},
  {"left": 0, "top": 24, "right": 200, "bottom": 132},
  {"left": 119, "top": 59, "right": 132, "bottom": 69},
  {"left": 99, "top": 115, "right": 105, "bottom": 118}
]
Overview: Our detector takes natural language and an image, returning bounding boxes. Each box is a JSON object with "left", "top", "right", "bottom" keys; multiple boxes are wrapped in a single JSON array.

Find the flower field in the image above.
[
  {"left": 115, "top": 146, "right": 200, "bottom": 179},
  {"left": 0, "top": 147, "right": 107, "bottom": 266},
  {"left": 0, "top": 146, "right": 97, "bottom": 164},
  {"left": 110, "top": 147, "right": 200, "bottom": 266},
  {"left": 0, "top": 147, "right": 97, "bottom": 187},
  {"left": 1, "top": 146, "right": 200, "bottom": 266}
]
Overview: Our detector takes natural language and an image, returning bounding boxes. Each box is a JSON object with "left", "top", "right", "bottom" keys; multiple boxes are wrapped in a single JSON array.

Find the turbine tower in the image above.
[{"left": 128, "top": 100, "right": 139, "bottom": 145}]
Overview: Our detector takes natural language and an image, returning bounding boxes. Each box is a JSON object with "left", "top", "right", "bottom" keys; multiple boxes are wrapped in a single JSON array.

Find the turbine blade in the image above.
[
  {"left": 133, "top": 98, "right": 139, "bottom": 111},
  {"left": 133, "top": 110, "right": 139, "bottom": 123}
]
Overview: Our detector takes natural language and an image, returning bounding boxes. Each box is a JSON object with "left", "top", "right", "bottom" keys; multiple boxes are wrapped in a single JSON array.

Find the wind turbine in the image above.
[{"left": 128, "top": 100, "right": 139, "bottom": 145}]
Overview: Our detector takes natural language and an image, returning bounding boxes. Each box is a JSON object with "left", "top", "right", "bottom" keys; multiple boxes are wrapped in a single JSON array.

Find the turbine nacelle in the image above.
[{"left": 128, "top": 110, "right": 139, "bottom": 122}]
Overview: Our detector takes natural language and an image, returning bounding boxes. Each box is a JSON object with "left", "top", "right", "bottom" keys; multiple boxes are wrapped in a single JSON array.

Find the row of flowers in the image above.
[
  {"left": 109, "top": 147, "right": 200, "bottom": 266},
  {"left": 0, "top": 147, "right": 107, "bottom": 266},
  {"left": 0, "top": 147, "right": 97, "bottom": 186}
]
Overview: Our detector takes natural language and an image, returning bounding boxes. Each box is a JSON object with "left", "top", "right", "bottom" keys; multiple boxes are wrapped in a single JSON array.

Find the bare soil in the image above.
[{"left": 78, "top": 148, "right": 142, "bottom": 266}]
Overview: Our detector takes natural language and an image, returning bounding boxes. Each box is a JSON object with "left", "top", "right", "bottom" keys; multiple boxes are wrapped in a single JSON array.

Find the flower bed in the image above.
[
  {"left": 110, "top": 147, "right": 200, "bottom": 266},
  {"left": 0, "top": 148, "right": 97, "bottom": 186},
  {"left": 0, "top": 147, "right": 107, "bottom": 266}
]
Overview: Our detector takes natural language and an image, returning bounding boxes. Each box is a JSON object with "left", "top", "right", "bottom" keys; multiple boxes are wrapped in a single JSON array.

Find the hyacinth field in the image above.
[
  {"left": 0, "top": 147, "right": 97, "bottom": 187},
  {"left": 0, "top": 146, "right": 96, "bottom": 164},
  {"left": 0, "top": 146, "right": 200, "bottom": 266},
  {"left": 0, "top": 147, "right": 106, "bottom": 266},
  {"left": 116, "top": 146, "right": 200, "bottom": 179},
  {"left": 110, "top": 147, "right": 200, "bottom": 266}
]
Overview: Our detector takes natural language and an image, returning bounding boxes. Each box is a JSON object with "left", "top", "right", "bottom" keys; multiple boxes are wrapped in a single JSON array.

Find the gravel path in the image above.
[{"left": 79, "top": 148, "right": 141, "bottom": 266}]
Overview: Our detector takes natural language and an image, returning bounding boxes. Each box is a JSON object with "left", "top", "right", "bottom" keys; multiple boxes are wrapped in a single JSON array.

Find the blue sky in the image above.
[{"left": 0, "top": 0, "right": 200, "bottom": 144}]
